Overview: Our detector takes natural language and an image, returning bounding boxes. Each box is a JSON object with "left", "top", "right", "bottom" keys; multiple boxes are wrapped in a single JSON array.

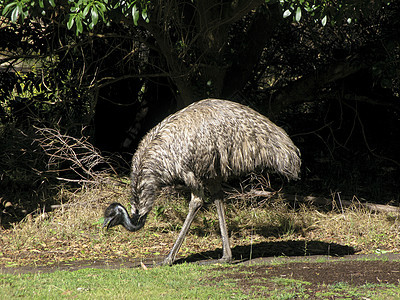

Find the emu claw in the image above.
[
  {"left": 197, "top": 257, "right": 232, "bottom": 265},
  {"left": 158, "top": 256, "right": 174, "bottom": 266}
]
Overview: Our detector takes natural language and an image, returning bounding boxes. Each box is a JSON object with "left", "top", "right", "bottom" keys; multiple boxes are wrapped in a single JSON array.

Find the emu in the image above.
[{"left": 103, "top": 98, "right": 301, "bottom": 265}]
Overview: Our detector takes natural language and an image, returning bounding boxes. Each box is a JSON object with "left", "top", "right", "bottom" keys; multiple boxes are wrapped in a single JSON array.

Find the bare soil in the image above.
[
  {"left": 212, "top": 255, "right": 400, "bottom": 298},
  {"left": 221, "top": 255, "right": 400, "bottom": 286},
  {"left": 1, "top": 249, "right": 399, "bottom": 286},
  {"left": 1, "top": 243, "right": 399, "bottom": 299}
]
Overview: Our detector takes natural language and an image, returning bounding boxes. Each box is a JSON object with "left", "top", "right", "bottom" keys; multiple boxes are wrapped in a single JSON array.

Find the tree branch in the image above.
[
  {"left": 222, "top": 3, "right": 282, "bottom": 98},
  {"left": 268, "top": 57, "right": 365, "bottom": 115}
]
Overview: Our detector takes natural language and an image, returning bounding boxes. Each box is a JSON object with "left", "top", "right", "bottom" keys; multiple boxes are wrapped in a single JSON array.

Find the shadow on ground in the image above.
[
  {"left": 0, "top": 240, "right": 357, "bottom": 274},
  {"left": 176, "top": 240, "right": 355, "bottom": 264}
]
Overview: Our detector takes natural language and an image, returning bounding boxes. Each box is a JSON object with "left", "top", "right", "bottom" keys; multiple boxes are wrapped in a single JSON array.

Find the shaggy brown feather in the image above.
[{"left": 130, "top": 98, "right": 301, "bottom": 217}]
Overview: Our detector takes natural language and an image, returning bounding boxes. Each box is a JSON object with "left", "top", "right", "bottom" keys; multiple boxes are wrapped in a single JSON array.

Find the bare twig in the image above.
[
  {"left": 225, "top": 174, "right": 279, "bottom": 207},
  {"left": 283, "top": 194, "right": 399, "bottom": 214},
  {"left": 34, "top": 127, "right": 124, "bottom": 185}
]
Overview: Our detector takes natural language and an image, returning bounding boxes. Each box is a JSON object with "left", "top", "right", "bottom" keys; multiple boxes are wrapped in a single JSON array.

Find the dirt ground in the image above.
[
  {"left": 1, "top": 252, "right": 399, "bottom": 287},
  {"left": 213, "top": 255, "right": 400, "bottom": 298},
  {"left": 222, "top": 255, "right": 400, "bottom": 286},
  {"left": 1, "top": 249, "right": 400, "bottom": 300}
]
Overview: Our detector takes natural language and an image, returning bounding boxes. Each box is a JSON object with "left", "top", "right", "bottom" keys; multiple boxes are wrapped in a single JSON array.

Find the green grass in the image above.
[
  {"left": 315, "top": 282, "right": 400, "bottom": 300},
  {"left": 1, "top": 263, "right": 399, "bottom": 300},
  {"left": 0, "top": 264, "right": 242, "bottom": 300}
]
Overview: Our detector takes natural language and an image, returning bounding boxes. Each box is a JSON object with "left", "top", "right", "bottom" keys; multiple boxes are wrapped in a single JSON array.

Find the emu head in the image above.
[{"left": 103, "top": 202, "right": 146, "bottom": 232}]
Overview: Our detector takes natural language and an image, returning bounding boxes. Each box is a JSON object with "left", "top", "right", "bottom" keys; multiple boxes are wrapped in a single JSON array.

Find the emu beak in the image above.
[{"left": 102, "top": 217, "right": 112, "bottom": 230}]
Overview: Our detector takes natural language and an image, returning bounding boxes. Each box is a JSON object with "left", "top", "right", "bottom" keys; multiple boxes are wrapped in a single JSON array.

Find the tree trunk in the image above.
[
  {"left": 222, "top": 3, "right": 282, "bottom": 98},
  {"left": 142, "top": 0, "right": 266, "bottom": 108}
]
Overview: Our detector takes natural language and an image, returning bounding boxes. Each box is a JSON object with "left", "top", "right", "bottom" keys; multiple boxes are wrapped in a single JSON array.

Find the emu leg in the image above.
[
  {"left": 161, "top": 191, "right": 203, "bottom": 266},
  {"left": 215, "top": 199, "right": 232, "bottom": 262}
]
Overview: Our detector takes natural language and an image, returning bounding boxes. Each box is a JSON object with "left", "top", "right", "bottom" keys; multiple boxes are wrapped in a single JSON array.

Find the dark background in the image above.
[{"left": 1, "top": 1, "right": 399, "bottom": 227}]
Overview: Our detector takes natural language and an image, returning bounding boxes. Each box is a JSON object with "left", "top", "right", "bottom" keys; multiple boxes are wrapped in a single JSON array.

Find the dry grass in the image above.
[
  {"left": 308, "top": 207, "right": 400, "bottom": 251},
  {"left": 1, "top": 179, "right": 399, "bottom": 267}
]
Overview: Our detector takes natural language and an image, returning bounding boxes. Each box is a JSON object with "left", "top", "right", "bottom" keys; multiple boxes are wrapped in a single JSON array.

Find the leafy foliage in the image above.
[
  {"left": 1, "top": 0, "right": 151, "bottom": 34},
  {"left": 279, "top": 0, "right": 393, "bottom": 25},
  {"left": 1, "top": 0, "right": 393, "bottom": 34}
]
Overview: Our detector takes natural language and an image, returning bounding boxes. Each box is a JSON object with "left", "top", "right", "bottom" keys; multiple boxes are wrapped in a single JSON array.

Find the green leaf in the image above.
[
  {"left": 2, "top": 2, "right": 16, "bottom": 16},
  {"left": 321, "top": 15, "right": 327, "bottom": 26},
  {"left": 97, "top": 2, "right": 106, "bottom": 13},
  {"left": 48, "top": 0, "right": 55, "bottom": 7},
  {"left": 132, "top": 4, "right": 139, "bottom": 26},
  {"left": 83, "top": 4, "right": 90, "bottom": 17},
  {"left": 95, "top": 3, "right": 106, "bottom": 21},
  {"left": 295, "top": 6, "right": 302, "bottom": 22},
  {"left": 39, "top": 0, "right": 44, "bottom": 8},
  {"left": 283, "top": 9, "right": 291, "bottom": 18},
  {"left": 141, "top": 8, "right": 148, "bottom": 23},
  {"left": 67, "top": 14, "right": 75, "bottom": 30},
  {"left": 76, "top": 16, "right": 83, "bottom": 34},
  {"left": 11, "top": 6, "right": 20, "bottom": 22},
  {"left": 91, "top": 7, "right": 99, "bottom": 25}
]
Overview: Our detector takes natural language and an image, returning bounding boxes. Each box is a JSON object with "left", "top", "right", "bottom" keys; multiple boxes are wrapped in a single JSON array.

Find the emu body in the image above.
[{"left": 103, "top": 99, "right": 301, "bottom": 265}]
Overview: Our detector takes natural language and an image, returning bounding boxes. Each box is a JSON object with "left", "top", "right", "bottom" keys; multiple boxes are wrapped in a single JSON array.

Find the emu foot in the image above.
[
  {"left": 158, "top": 256, "right": 175, "bottom": 266},
  {"left": 197, "top": 256, "right": 232, "bottom": 265}
]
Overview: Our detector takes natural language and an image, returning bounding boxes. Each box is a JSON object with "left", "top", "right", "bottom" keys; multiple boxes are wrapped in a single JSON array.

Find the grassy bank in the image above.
[{"left": 0, "top": 180, "right": 399, "bottom": 267}]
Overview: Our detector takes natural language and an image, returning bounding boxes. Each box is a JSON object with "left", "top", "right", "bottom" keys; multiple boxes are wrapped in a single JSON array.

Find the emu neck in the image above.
[
  {"left": 121, "top": 207, "right": 147, "bottom": 232},
  {"left": 135, "top": 178, "right": 159, "bottom": 217}
]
